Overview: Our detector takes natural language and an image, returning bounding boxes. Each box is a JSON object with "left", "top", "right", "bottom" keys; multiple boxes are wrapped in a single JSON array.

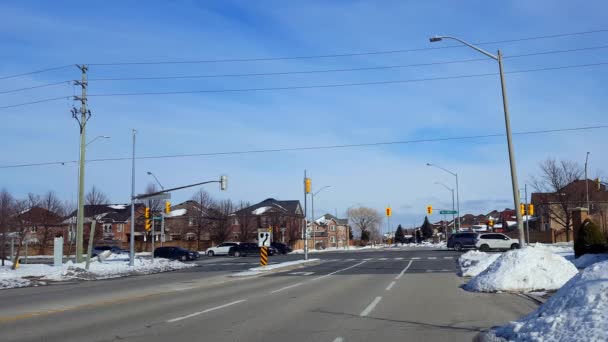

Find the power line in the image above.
[
  {"left": 85, "top": 29, "right": 608, "bottom": 66},
  {"left": 1, "top": 125, "right": 606, "bottom": 169},
  {"left": 0, "top": 96, "right": 70, "bottom": 110},
  {"left": 0, "top": 80, "right": 73, "bottom": 95},
  {"left": 85, "top": 61, "right": 608, "bottom": 98},
  {"left": 0, "top": 65, "right": 73, "bottom": 81},
  {"left": 86, "top": 45, "right": 608, "bottom": 82}
]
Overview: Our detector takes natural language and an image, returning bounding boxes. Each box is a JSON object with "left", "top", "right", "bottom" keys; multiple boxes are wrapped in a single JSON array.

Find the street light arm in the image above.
[
  {"left": 86, "top": 135, "right": 110, "bottom": 147},
  {"left": 313, "top": 185, "right": 332, "bottom": 197},
  {"left": 427, "top": 163, "right": 457, "bottom": 177},
  {"left": 147, "top": 172, "right": 164, "bottom": 190},
  {"left": 434, "top": 182, "right": 453, "bottom": 192},
  {"left": 431, "top": 36, "right": 497, "bottom": 60}
]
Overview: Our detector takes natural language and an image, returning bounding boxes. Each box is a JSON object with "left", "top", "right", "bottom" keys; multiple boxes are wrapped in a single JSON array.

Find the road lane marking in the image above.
[
  {"left": 378, "top": 258, "right": 388, "bottom": 260},
  {"left": 312, "top": 261, "right": 366, "bottom": 281},
  {"left": 426, "top": 269, "right": 433, "bottom": 272},
  {"left": 332, "top": 337, "right": 344, "bottom": 342},
  {"left": 363, "top": 258, "right": 373, "bottom": 261},
  {"left": 395, "top": 260, "right": 414, "bottom": 280},
  {"left": 166, "top": 299, "right": 246, "bottom": 323},
  {"left": 385, "top": 281, "right": 396, "bottom": 291},
  {"left": 288, "top": 272, "right": 314, "bottom": 276},
  {"left": 411, "top": 257, "right": 421, "bottom": 260},
  {"left": 395, "top": 257, "right": 404, "bottom": 260},
  {"left": 346, "top": 258, "right": 356, "bottom": 261},
  {"left": 427, "top": 257, "right": 437, "bottom": 260},
  {"left": 360, "top": 296, "right": 382, "bottom": 317},
  {"left": 270, "top": 282, "right": 304, "bottom": 294},
  {"left": 443, "top": 256, "right": 453, "bottom": 259}
]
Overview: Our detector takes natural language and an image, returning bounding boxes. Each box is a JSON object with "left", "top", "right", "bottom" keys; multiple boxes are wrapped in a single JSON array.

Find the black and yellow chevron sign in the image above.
[{"left": 260, "top": 247, "right": 268, "bottom": 266}]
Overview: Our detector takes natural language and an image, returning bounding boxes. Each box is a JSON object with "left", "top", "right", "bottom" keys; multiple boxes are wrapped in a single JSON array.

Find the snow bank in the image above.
[
  {"left": 465, "top": 248, "right": 578, "bottom": 293},
  {"left": 459, "top": 251, "right": 500, "bottom": 277},
  {"left": 486, "top": 260, "right": 608, "bottom": 342},
  {"left": 232, "top": 259, "right": 320, "bottom": 277},
  {"left": 0, "top": 256, "right": 196, "bottom": 289},
  {"left": 572, "top": 254, "right": 608, "bottom": 269}
]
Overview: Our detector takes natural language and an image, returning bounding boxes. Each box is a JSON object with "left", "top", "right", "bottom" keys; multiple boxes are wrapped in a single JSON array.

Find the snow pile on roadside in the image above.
[
  {"left": 232, "top": 259, "right": 320, "bottom": 277},
  {"left": 459, "top": 251, "right": 500, "bottom": 277},
  {"left": 395, "top": 241, "right": 447, "bottom": 249},
  {"left": 465, "top": 247, "right": 578, "bottom": 293},
  {"left": 0, "top": 256, "right": 196, "bottom": 289},
  {"left": 572, "top": 254, "right": 608, "bottom": 269},
  {"left": 485, "top": 260, "right": 608, "bottom": 341},
  {"left": 529, "top": 242, "right": 573, "bottom": 259}
]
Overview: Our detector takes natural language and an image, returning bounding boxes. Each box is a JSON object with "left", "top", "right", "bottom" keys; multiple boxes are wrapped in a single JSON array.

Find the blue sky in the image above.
[{"left": 1, "top": 0, "right": 607, "bottom": 230}]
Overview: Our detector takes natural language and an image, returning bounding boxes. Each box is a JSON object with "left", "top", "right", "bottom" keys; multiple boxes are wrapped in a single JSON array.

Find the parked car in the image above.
[
  {"left": 447, "top": 232, "right": 478, "bottom": 251},
  {"left": 228, "top": 243, "right": 277, "bottom": 257},
  {"left": 271, "top": 242, "right": 292, "bottom": 255},
  {"left": 206, "top": 242, "right": 240, "bottom": 256},
  {"left": 92, "top": 245, "right": 128, "bottom": 257},
  {"left": 154, "top": 246, "right": 199, "bottom": 261},
  {"left": 475, "top": 233, "right": 520, "bottom": 251}
]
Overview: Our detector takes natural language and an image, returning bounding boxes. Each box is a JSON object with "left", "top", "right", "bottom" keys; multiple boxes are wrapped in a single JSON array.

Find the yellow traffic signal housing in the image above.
[
  {"left": 520, "top": 203, "right": 525, "bottom": 215},
  {"left": 488, "top": 219, "right": 494, "bottom": 227},
  {"left": 528, "top": 204, "right": 534, "bottom": 216},
  {"left": 144, "top": 207, "right": 152, "bottom": 231},
  {"left": 386, "top": 207, "right": 392, "bottom": 217},
  {"left": 305, "top": 178, "right": 311, "bottom": 194},
  {"left": 426, "top": 205, "right": 433, "bottom": 215},
  {"left": 165, "top": 201, "right": 171, "bottom": 214}
]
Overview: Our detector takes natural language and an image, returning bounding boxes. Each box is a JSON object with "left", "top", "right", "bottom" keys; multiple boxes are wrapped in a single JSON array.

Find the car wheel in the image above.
[
  {"left": 454, "top": 243, "right": 463, "bottom": 251},
  {"left": 207, "top": 251, "right": 215, "bottom": 257},
  {"left": 234, "top": 251, "right": 241, "bottom": 257},
  {"left": 510, "top": 243, "right": 520, "bottom": 250},
  {"left": 180, "top": 255, "right": 187, "bottom": 261},
  {"left": 480, "top": 244, "right": 490, "bottom": 252}
]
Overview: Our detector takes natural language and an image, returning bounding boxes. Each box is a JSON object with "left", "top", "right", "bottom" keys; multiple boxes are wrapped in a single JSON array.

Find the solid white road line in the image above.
[
  {"left": 346, "top": 258, "right": 356, "bottom": 261},
  {"left": 332, "top": 337, "right": 344, "bottom": 342},
  {"left": 378, "top": 258, "right": 388, "bottom": 260},
  {"left": 385, "top": 281, "right": 396, "bottom": 291},
  {"left": 395, "top": 257, "right": 404, "bottom": 260},
  {"left": 360, "top": 296, "right": 382, "bottom": 317},
  {"left": 312, "top": 261, "right": 366, "bottom": 281},
  {"left": 363, "top": 258, "right": 373, "bottom": 261},
  {"left": 395, "top": 260, "right": 414, "bottom": 280},
  {"left": 270, "top": 283, "right": 304, "bottom": 294},
  {"left": 427, "top": 257, "right": 437, "bottom": 260},
  {"left": 443, "top": 256, "right": 453, "bottom": 259},
  {"left": 411, "top": 257, "right": 421, "bottom": 260},
  {"left": 166, "top": 299, "right": 246, "bottom": 323}
]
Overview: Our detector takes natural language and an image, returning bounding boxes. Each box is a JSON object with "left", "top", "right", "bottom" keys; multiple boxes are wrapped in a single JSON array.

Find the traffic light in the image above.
[
  {"left": 165, "top": 201, "right": 171, "bottom": 214},
  {"left": 144, "top": 207, "right": 151, "bottom": 231},
  {"left": 520, "top": 203, "right": 525, "bottom": 216},
  {"left": 386, "top": 207, "right": 392, "bottom": 217},
  {"left": 426, "top": 205, "right": 433, "bottom": 215},
  {"left": 528, "top": 204, "right": 534, "bottom": 216},
  {"left": 488, "top": 219, "right": 494, "bottom": 227},
  {"left": 220, "top": 175, "right": 228, "bottom": 191},
  {"left": 305, "top": 178, "right": 311, "bottom": 194}
]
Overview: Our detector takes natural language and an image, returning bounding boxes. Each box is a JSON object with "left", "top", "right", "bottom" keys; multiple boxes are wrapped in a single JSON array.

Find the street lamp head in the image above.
[
  {"left": 146, "top": 171, "right": 153, "bottom": 175},
  {"left": 426, "top": 163, "right": 432, "bottom": 166},
  {"left": 429, "top": 36, "right": 443, "bottom": 43},
  {"left": 101, "top": 136, "right": 110, "bottom": 139}
]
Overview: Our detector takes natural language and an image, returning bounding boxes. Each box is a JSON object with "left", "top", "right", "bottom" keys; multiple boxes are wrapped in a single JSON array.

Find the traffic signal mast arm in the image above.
[{"left": 134, "top": 177, "right": 227, "bottom": 200}]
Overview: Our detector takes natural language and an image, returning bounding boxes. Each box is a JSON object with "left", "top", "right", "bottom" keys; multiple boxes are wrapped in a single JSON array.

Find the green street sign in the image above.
[{"left": 440, "top": 210, "right": 457, "bottom": 215}]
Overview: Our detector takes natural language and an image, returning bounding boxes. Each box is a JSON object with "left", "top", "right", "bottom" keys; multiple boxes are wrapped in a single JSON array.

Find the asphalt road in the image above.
[{"left": 0, "top": 248, "right": 538, "bottom": 342}]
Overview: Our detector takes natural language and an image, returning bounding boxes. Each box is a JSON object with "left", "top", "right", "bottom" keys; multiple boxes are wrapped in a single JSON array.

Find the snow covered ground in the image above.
[
  {"left": 459, "top": 251, "right": 501, "bottom": 277},
  {"left": 232, "top": 259, "right": 320, "bottom": 276},
  {"left": 483, "top": 260, "right": 608, "bottom": 342},
  {"left": 464, "top": 248, "right": 579, "bottom": 293},
  {"left": 0, "top": 256, "right": 196, "bottom": 289}
]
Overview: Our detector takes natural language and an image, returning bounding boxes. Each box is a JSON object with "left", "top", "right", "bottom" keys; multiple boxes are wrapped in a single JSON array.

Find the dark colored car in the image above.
[
  {"left": 92, "top": 245, "right": 128, "bottom": 257},
  {"left": 228, "top": 243, "right": 277, "bottom": 257},
  {"left": 271, "top": 242, "right": 292, "bottom": 255},
  {"left": 154, "top": 247, "right": 199, "bottom": 261},
  {"left": 447, "top": 232, "right": 479, "bottom": 251}
]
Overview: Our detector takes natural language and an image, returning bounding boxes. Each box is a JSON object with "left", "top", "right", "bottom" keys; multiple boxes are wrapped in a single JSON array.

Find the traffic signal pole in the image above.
[{"left": 129, "top": 129, "right": 136, "bottom": 267}]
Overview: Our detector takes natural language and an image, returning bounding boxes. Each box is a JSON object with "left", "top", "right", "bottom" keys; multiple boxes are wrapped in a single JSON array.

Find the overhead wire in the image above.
[{"left": 1, "top": 125, "right": 606, "bottom": 169}]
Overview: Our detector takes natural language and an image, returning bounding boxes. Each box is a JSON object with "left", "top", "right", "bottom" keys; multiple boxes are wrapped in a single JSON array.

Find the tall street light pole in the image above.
[
  {"left": 435, "top": 181, "right": 455, "bottom": 236},
  {"left": 147, "top": 171, "right": 165, "bottom": 248},
  {"left": 129, "top": 129, "right": 137, "bottom": 266},
  {"left": 430, "top": 35, "right": 525, "bottom": 248},
  {"left": 585, "top": 152, "right": 590, "bottom": 210},
  {"left": 311, "top": 185, "right": 331, "bottom": 250},
  {"left": 427, "top": 163, "right": 460, "bottom": 231}
]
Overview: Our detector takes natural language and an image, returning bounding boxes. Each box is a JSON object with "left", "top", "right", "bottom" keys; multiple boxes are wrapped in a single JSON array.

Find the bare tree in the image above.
[
  {"left": 234, "top": 201, "right": 255, "bottom": 242},
  {"left": 11, "top": 194, "right": 39, "bottom": 269},
  {"left": 143, "top": 183, "right": 163, "bottom": 212},
  {"left": 0, "top": 189, "right": 15, "bottom": 266},
  {"left": 190, "top": 189, "right": 214, "bottom": 250},
  {"left": 531, "top": 158, "right": 584, "bottom": 240},
  {"left": 209, "top": 199, "right": 235, "bottom": 244},
  {"left": 347, "top": 206, "right": 382, "bottom": 239},
  {"left": 85, "top": 185, "right": 109, "bottom": 205},
  {"left": 36, "top": 191, "right": 64, "bottom": 254}
]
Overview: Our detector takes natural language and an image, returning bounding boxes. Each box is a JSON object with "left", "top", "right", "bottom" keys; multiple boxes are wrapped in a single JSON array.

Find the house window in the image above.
[
  {"left": 117, "top": 224, "right": 124, "bottom": 233},
  {"left": 330, "top": 225, "right": 336, "bottom": 231},
  {"left": 31, "top": 226, "right": 38, "bottom": 233},
  {"left": 103, "top": 224, "right": 112, "bottom": 234},
  {"left": 189, "top": 217, "right": 194, "bottom": 226},
  {"left": 330, "top": 236, "right": 336, "bottom": 243}
]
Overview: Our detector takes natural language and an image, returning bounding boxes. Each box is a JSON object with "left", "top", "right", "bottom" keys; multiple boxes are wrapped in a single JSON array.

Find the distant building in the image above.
[{"left": 311, "top": 213, "right": 350, "bottom": 249}]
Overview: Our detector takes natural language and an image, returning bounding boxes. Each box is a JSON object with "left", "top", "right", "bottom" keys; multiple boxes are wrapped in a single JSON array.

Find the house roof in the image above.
[
  {"left": 234, "top": 198, "right": 303, "bottom": 216},
  {"left": 16, "top": 206, "right": 63, "bottom": 225},
  {"left": 531, "top": 179, "right": 608, "bottom": 204},
  {"left": 65, "top": 204, "right": 144, "bottom": 223}
]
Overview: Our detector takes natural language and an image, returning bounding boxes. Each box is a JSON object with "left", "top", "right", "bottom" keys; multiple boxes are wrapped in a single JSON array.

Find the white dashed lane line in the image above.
[
  {"left": 395, "top": 260, "right": 414, "bottom": 280},
  {"left": 166, "top": 299, "right": 247, "bottom": 323},
  {"left": 360, "top": 296, "right": 383, "bottom": 317},
  {"left": 385, "top": 281, "right": 396, "bottom": 291}
]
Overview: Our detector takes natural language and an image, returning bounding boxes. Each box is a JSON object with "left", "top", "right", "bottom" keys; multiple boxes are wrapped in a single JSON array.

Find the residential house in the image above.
[
  {"left": 63, "top": 204, "right": 145, "bottom": 245},
  {"left": 163, "top": 200, "right": 213, "bottom": 250},
  {"left": 230, "top": 198, "right": 304, "bottom": 246},
  {"left": 11, "top": 206, "right": 64, "bottom": 252},
  {"left": 311, "top": 214, "right": 349, "bottom": 249}
]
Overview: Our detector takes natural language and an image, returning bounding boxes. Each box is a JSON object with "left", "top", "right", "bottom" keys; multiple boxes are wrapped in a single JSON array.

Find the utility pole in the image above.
[
  {"left": 585, "top": 152, "right": 590, "bottom": 210},
  {"left": 129, "top": 129, "right": 136, "bottom": 267},
  {"left": 525, "top": 184, "right": 530, "bottom": 246},
  {"left": 303, "top": 170, "right": 308, "bottom": 261},
  {"left": 72, "top": 65, "right": 90, "bottom": 263}
]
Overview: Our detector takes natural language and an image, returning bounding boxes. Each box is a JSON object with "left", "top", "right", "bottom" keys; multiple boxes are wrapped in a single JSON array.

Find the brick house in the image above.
[
  {"left": 230, "top": 198, "right": 305, "bottom": 246},
  {"left": 162, "top": 200, "right": 213, "bottom": 250},
  {"left": 10, "top": 206, "right": 64, "bottom": 253},
  {"left": 531, "top": 179, "right": 608, "bottom": 241},
  {"left": 311, "top": 213, "right": 349, "bottom": 249}
]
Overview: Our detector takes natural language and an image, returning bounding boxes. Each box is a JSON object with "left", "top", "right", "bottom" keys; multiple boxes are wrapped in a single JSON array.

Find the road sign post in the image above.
[{"left": 258, "top": 228, "right": 272, "bottom": 266}]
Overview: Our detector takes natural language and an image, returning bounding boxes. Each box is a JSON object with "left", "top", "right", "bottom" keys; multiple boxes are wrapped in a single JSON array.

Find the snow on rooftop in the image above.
[
  {"left": 108, "top": 204, "right": 127, "bottom": 210},
  {"left": 167, "top": 208, "right": 187, "bottom": 217},
  {"left": 252, "top": 206, "right": 272, "bottom": 215}
]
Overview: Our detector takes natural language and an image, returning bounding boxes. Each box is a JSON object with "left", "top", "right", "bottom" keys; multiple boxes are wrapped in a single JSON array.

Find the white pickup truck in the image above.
[{"left": 205, "top": 242, "right": 240, "bottom": 256}]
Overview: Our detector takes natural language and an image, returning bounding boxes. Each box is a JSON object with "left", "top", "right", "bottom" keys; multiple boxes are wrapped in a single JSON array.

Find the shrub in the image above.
[{"left": 574, "top": 219, "right": 607, "bottom": 258}]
